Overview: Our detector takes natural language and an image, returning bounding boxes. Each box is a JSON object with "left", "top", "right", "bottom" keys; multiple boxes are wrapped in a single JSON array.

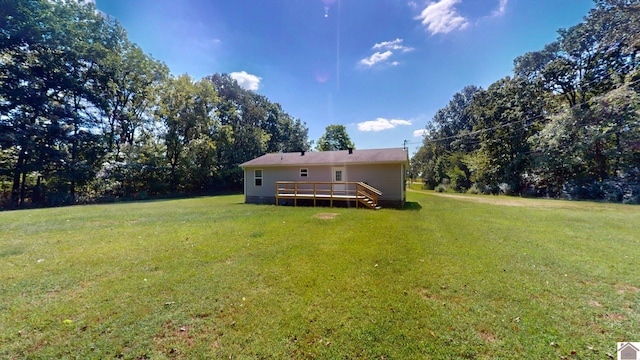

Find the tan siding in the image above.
[
  {"left": 297, "top": 165, "right": 330, "bottom": 182},
  {"left": 245, "top": 166, "right": 295, "bottom": 198},
  {"left": 346, "top": 164, "right": 403, "bottom": 201}
]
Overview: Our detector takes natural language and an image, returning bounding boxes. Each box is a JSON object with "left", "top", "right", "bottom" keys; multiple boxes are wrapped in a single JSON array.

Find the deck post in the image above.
[
  {"left": 330, "top": 183, "right": 333, "bottom": 207},
  {"left": 313, "top": 183, "right": 317, "bottom": 207},
  {"left": 273, "top": 181, "right": 381, "bottom": 209}
]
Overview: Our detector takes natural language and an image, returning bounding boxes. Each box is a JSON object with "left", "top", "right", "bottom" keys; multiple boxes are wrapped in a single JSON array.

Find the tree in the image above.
[
  {"left": 410, "top": 86, "right": 480, "bottom": 190},
  {"left": 203, "top": 73, "right": 310, "bottom": 189},
  {"left": 515, "top": 0, "right": 640, "bottom": 199},
  {"left": 410, "top": 0, "right": 640, "bottom": 202},
  {"left": 529, "top": 84, "right": 640, "bottom": 198},
  {"left": 0, "top": 0, "right": 168, "bottom": 207},
  {"left": 0, "top": 2, "right": 313, "bottom": 208},
  {"left": 258, "top": 99, "right": 310, "bottom": 153},
  {"left": 205, "top": 74, "right": 270, "bottom": 188},
  {"left": 155, "top": 75, "right": 221, "bottom": 193},
  {"left": 411, "top": 128, "right": 445, "bottom": 190},
  {"left": 469, "top": 77, "right": 546, "bottom": 192},
  {"left": 315, "top": 125, "right": 354, "bottom": 151},
  {"left": 0, "top": 0, "right": 116, "bottom": 206},
  {"left": 514, "top": 0, "right": 640, "bottom": 110},
  {"left": 97, "top": 39, "right": 169, "bottom": 156}
]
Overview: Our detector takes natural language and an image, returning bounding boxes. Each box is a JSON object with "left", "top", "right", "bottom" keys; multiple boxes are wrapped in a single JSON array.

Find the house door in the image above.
[{"left": 332, "top": 167, "right": 346, "bottom": 194}]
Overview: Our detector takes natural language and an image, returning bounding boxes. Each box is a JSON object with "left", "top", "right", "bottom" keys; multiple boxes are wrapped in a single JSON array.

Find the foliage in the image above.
[
  {"left": 411, "top": 0, "right": 640, "bottom": 202},
  {"left": 411, "top": 85, "right": 480, "bottom": 191},
  {"left": 205, "top": 73, "right": 310, "bottom": 189},
  {"left": 315, "top": 124, "right": 355, "bottom": 151},
  {"left": 530, "top": 84, "right": 640, "bottom": 198},
  {"left": 0, "top": 0, "right": 310, "bottom": 209}
]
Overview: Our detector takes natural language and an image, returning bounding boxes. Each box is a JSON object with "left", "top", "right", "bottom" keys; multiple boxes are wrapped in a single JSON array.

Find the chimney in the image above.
[
  {"left": 300, "top": 150, "right": 305, "bottom": 156},
  {"left": 348, "top": 148, "right": 353, "bottom": 154}
]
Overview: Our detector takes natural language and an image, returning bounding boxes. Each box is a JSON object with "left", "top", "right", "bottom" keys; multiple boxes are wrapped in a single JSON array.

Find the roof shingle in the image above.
[{"left": 240, "top": 148, "right": 408, "bottom": 167}]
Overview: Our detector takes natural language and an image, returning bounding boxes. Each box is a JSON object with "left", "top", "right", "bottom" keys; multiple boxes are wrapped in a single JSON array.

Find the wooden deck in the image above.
[{"left": 275, "top": 181, "right": 382, "bottom": 209}]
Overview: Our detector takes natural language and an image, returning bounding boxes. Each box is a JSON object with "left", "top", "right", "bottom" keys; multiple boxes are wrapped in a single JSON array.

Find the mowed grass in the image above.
[{"left": 1, "top": 192, "right": 638, "bottom": 359}]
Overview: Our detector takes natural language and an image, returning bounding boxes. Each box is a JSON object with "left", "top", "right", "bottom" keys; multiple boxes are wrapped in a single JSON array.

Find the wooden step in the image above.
[{"left": 358, "top": 197, "right": 380, "bottom": 210}]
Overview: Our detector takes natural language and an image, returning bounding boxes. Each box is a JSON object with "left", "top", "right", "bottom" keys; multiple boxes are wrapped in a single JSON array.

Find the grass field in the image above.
[{"left": 1, "top": 191, "right": 639, "bottom": 359}]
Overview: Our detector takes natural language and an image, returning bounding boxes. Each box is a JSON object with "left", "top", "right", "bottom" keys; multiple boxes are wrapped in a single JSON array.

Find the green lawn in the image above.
[{"left": 1, "top": 191, "right": 638, "bottom": 359}]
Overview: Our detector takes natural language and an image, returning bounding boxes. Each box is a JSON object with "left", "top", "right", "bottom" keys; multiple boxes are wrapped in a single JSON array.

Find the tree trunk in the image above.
[
  {"left": 10, "top": 150, "right": 26, "bottom": 208},
  {"left": 70, "top": 127, "right": 78, "bottom": 201},
  {"left": 33, "top": 176, "right": 43, "bottom": 205},
  {"left": 20, "top": 168, "right": 27, "bottom": 207}
]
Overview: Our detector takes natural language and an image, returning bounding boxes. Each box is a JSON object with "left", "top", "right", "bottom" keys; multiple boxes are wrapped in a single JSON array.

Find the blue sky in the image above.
[{"left": 95, "top": 0, "right": 595, "bottom": 154}]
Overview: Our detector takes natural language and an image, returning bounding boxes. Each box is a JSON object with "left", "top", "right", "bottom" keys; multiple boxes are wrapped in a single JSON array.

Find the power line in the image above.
[{"left": 410, "top": 78, "right": 640, "bottom": 148}]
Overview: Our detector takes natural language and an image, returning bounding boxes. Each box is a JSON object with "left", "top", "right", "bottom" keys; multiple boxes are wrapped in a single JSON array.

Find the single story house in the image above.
[{"left": 239, "top": 147, "right": 409, "bottom": 209}]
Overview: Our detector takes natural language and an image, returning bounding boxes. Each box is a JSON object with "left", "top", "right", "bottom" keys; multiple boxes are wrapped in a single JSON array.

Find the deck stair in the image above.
[
  {"left": 356, "top": 182, "right": 382, "bottom": 210},
  {"left": 275, "top": 181, "right": 383, "bottom": 210}
]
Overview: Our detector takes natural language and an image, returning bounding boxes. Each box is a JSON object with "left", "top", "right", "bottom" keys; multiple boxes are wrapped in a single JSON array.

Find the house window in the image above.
[
  {"left": 334, "top": 170, "right": 342, "bottom": 182},
  {"left": 254, "top": 169, "right": 262, "bottom": 186},
  {"left": 300, "top": 168, "right": 308, "bottom": 178}
]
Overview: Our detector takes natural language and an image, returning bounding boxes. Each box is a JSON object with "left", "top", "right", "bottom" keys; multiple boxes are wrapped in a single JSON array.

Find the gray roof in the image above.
[{"left": 240, "top": 148, "right": 408, "bottom": 167}]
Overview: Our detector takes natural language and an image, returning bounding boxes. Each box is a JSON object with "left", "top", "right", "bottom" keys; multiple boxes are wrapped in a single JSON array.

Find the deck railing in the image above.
[
  {"left": 275, "top": 181, "right": 382, "bottom": 209},
  {"left": 356, "top": 182, "right": 382, "bottom": 208}
]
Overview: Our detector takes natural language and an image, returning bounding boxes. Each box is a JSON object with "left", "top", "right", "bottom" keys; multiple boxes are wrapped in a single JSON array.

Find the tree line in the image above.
[
  {"left": 411, "top": 0, "right": 640, "bottom": 203},
  {"left": 0, "top": 0, "right": 310, "bottom": 209}
]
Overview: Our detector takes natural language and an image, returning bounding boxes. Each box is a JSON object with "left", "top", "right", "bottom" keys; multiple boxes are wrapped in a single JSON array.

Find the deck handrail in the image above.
[
  {"left": 275, "top": 181, "right": 383, "bottom": 209},
  {"left": 355, "top": 183, "right": 380, "bottom": 209},
  {"left": 356, "top": 182, "right": 382, "bottom": 196}
]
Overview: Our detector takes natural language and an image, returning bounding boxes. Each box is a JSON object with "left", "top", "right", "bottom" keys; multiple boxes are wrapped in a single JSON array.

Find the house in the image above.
[
  {"left": 240, "top": 147, "right": 409, "bottom": 209},
  {"left": 619, "top": 343, "right": 640, "bottom": 360}
]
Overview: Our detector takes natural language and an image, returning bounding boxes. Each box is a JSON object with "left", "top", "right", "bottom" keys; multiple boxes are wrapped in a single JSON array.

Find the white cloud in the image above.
[
  {"left": 372, "top": 38, "right": 414, "bottom": 53},
  {"left": 359, "top": 51, "right": 393, "bottom": 67},
  {"left": 359, "top": 38, "right": 414, "bottom": 68},
  {"left": 230, "top": 71, "right": 261, "bottom": 91},
  {"left": 358, "top": 118, "right": 412, "bottom": 132},
  {"left": 416, "top": 0, "right": 469, "bottom": 35},
  {"left": 491, "top": 0, "right": 508, "bottom": 17},
  {"left": 413, "top": 129, "right": 429, "bottom": 137}
]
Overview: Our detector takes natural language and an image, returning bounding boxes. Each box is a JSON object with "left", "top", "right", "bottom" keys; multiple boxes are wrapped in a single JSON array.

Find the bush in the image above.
[
  {"left": 562, "top": 173, "right": 640, "bottom": 204},
  {"left": 563, "top": 181, "right": 601, "bottom": 200},
  {"left": 520, "top": 185, "right": 539, "bottom": 198},
  {"left": 623, "top": 188, "right": 640, "bottom": 204},
  {"left": 482, "top": 184, "right": 499, "bottom": 195},
  {"left": 435, "top": 184, "right": 448, "bottom": 193},
  {"left": 446, "top": 166, "right": 469, "bottom": 192},
  {"left": 601, "top": 181, "right": 624, "bottom": 202},
  {"left": 498, "top": 183, "right": 514, "bottom": 196},
  {"left": 467, "top": 183, "right": 481, "bottom": 195}
]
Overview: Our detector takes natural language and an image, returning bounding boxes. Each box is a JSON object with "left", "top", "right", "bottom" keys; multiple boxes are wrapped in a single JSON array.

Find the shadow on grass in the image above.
[
  {"left": 240, "top": 200, "right": 424, "bottom": 211},
  {"left": 0, "top": 246, "right": 23, "bottom": 258},
  {"left": 402, "top": 201, "right": 422, "bottom": 211}
]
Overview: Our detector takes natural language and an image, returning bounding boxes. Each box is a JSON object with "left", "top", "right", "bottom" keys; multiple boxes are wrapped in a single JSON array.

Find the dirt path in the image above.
[{"left": 407, "top": 188, "right": 614, "bottom": 210}]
